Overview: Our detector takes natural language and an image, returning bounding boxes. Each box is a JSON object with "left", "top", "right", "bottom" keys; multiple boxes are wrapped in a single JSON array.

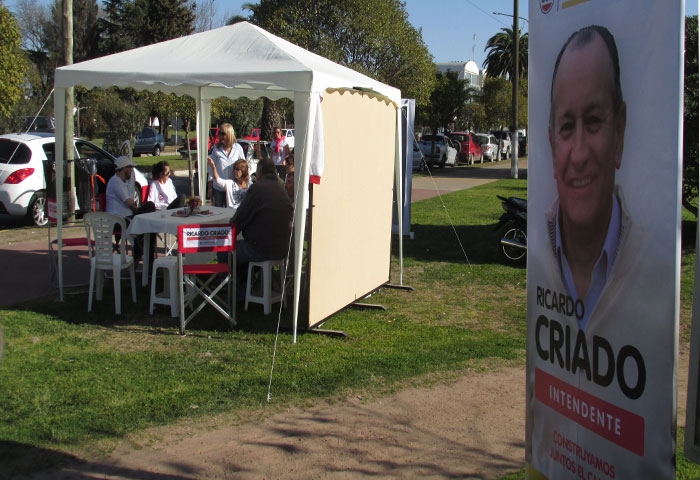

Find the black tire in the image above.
[
  {"left": 500, "top": 227, "right": 527, "bottom": 265},
  {"left": 153, "top": 145, "right": 161, "bottom": 156},
  {"left": 27, "top": 191, "right": 48, "bottom": 227}
]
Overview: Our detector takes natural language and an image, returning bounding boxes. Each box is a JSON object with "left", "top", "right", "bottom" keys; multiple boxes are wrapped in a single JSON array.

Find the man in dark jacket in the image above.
[{"left": 230, "top": 158, "right": 294, "bottom": 300}]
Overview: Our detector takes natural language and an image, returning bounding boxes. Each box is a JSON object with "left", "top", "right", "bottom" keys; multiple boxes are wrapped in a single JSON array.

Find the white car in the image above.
[
  {"left": 475, "top": 134, "right": 499, "bottom": 162},
  {"left": 0, "top": 133, "right": 147, "bottom": 226},
  {"left": 282, "top": 128, "right": 295, "bottom": 150},
  {"left": 417, "top": 134, "right": 458, "bottom": 168},
  {"left": 412, "top": 141, "right": 426, "bottom": 172}
]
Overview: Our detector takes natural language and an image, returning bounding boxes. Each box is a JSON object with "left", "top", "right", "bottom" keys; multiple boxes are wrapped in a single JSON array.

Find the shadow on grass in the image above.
[
  {"left": 399, "top": 223, "right": 521, "bottom": 267},
  {"left": 16, "top": 274, "right": 299, "bottom": 337}
]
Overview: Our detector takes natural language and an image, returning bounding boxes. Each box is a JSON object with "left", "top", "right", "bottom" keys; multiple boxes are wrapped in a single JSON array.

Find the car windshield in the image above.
[{"left": 0, "top": 139, "right": 32, "bottom": 164}]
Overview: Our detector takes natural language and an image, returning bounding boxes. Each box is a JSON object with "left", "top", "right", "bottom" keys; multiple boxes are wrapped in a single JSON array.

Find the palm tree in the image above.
[{"left": 482, "top": 27, "right": 528, "bottom": 79}]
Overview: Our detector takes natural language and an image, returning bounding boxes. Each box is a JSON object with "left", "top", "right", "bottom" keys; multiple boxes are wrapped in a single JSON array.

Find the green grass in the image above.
[{"left": 0, "top": 177, "right": 698, "bottom": 479}]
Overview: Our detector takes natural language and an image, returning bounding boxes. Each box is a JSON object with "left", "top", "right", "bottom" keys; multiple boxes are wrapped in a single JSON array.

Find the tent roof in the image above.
[{"left": 54, "top": 21, "right": 401, "bottom": 104}]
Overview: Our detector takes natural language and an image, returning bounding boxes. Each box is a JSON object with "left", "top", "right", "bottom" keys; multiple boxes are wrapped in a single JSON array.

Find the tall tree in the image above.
[
  {"left": 483, "top": 27, "right": 528, "bottom": 79},
  {"left": 425, "top": 71, "right": 470, "bottom": 133},
  {"left": 244, "top": 0, "right": 434, "bottom": 105},
  {"left": 13, "top": 0, "right": 100, "bottom": 104},
  {"left": 481, "top": 76, "right": 511, "bottom": 132},
  {"left": 99, "top": 0, "right": 195, "bottom": 54},
  {"left": 0, "top": 4, "right": 29, "bottom": 121},
  {"left": 683, "top": 15, "right": 699, "bottom": 217}
]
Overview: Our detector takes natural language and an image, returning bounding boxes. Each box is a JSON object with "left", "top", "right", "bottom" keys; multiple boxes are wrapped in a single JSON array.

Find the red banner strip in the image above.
[{"left": 535, "top": 368, "right": 645, "bottom": 456}]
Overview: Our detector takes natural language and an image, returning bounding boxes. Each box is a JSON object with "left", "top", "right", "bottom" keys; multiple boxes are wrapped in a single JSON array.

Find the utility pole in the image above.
[
  {"left": 63, "top": 0, "right": 76, "bottom": 221},
  {"left": 511, "top": 0, "right": 519, "bottom": 179}
]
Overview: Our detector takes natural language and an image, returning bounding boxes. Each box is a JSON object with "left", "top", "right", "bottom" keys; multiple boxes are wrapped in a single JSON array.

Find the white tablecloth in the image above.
[
  {"left": 127, "top": 206, "right": 234, "bottom": 237},
  {"left": 126, "top": 206, "right": 235, "bottom": 285}
]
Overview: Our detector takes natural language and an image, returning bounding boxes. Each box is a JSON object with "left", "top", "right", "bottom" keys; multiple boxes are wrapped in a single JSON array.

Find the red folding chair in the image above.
[{"left": 177, "top": 223, "right": 236, "bottom": 335}]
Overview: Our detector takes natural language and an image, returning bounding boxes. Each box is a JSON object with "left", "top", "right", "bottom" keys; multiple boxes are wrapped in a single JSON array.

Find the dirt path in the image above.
[{"left": 21, "top": 348, "right": 689, "bottom": 480}]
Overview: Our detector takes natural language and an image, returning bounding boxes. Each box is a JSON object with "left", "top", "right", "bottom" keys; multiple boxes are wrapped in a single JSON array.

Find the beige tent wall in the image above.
[{"left": 307, "top": 91, "right": 397, "bottom": 326}]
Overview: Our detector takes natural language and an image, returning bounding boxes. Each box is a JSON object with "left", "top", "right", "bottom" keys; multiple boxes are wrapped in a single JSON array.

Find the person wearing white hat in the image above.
[{"left": 106, "top": 155, "right": 155, "bottom": 263}]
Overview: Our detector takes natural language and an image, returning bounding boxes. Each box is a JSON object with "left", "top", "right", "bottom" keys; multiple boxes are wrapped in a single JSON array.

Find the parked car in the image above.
[
  {"left": 133, "top": 126, "right": 165, "bottom": 156},
  {"left": 23, "top": 116, "right": 55, "bottom": 133},
  {"left": 243, "top": 127, "right": 261, "bottom": 141},
  {"left": 417, "top": 134, "right": 458, "bottom": 168},
  {"left": 283, "top": 128, "right": 295, "bottom": 150},
  {"left": 490, "top": 130, "right": 512, "bottom": 159},
  {"left": 412, "top": 141, "right": 426, "bottom": 172},
  {"left": 237, "top": 139, "right": 271, "bottom": 162},
  {"left": 475, "top": 133, "right": 499, "bottom": 162},
  {"left": 0, "top": 132, "right": 147, "bottom": 226},
  {"left": 517, "top": 133, "right": 528, "bottom": 157},
  {"left": 187, "top": 127, "right": 221, "bottom": 153},
  {"left": 449, "top": 131, "right": 484, "bottom": 165},
  {"left": 237, "top": 139, "right": 271, "bottom": 179}
]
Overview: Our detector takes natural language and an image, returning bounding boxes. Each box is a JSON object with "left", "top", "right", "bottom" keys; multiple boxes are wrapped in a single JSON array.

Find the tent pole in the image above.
[
  {"left": 395, "top": 106, "right": 404, "bottom": 285},
  {"left": 292, "top": 92, "right": 317, "bottom": 343},
  {"left": 54, "top": 88, "right": 66, "bottom": 301}
]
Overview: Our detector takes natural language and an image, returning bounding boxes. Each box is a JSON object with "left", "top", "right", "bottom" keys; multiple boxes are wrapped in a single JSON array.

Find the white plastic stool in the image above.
[
  {"left": 245, "top": 259, "right": 285, "bottom": 315},
  {"left": 149, "top": 256, "right": 179, "bottom": 317}
]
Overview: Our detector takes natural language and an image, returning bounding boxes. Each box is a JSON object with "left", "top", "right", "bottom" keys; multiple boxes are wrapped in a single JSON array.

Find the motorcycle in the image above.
[{"left": 494, "top": 195, "right": 527, "bottom": 265}]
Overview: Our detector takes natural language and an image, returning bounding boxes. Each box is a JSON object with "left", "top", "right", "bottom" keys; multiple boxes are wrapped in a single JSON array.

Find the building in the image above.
[{"left": 435, "top": 60, "right": 483, "bottom": 90}]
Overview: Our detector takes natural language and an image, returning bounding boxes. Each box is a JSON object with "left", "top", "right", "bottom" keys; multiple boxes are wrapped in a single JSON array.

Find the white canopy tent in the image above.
[{"left": 53, "top": 22, "right": 404, "bottom": 341}]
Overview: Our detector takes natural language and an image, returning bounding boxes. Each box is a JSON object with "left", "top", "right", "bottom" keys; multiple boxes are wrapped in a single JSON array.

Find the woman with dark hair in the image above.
[
  {"left": 206, "top": 157, "right": 250, "bottom": 209},
  {"left": 147, "top": 160, "right": 185, "bottom": 210}
]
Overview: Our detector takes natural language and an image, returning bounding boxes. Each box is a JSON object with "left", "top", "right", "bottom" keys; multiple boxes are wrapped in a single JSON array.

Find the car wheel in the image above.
[
  {"left": 153, "top": 145, "right": 161, "bottom": 156},
  {"left": 27, "top": 191, "right": 48, "bottom": 227}
]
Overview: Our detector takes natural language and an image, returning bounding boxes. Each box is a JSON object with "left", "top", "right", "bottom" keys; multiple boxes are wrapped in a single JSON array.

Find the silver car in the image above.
[
  {"left": 133, "top": 127, "right": 165, "bottom": 156},
  {"left": 475, "top": 134, "right": 499, "bottom": 162}
]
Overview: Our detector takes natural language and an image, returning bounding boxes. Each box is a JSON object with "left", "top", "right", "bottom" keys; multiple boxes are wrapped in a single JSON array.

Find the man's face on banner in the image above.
[{"left": 549, "top": 33, "right": 626, "bottom": 234}]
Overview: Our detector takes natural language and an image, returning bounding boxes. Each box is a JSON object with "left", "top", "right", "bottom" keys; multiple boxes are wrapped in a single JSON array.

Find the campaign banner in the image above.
[
  {"left": 177, "top": 224, "right": 235, "bottom": 253},
  {"left": 47, "top": 197, "right": 57, "bottom": 224},
  {"left": 526, "top": 0, "right": 683, "bottom": 478}
]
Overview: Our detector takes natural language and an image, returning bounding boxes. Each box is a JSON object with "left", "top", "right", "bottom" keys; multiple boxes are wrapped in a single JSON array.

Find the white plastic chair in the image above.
[{"left": 84, "top": 212, "right": 137, "bottom": 315}]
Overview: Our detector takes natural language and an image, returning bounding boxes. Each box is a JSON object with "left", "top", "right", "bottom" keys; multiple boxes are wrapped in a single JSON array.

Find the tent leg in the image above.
[
  {"left": 307, "top": 328, "right": 348, "bottom": 338},
  {"left": 350, "top": 303, "right": 386, "bottom": 311},
  {"left": 384, "top": 283, "right": 414, "bottom": 292}
]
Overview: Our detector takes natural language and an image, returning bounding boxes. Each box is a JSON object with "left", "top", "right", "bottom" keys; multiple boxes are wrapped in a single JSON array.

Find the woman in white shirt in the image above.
[
  {"left": 147, "top": 161, "right": 185, "bottom": 210},
  {"left": 207, "top": 157, "right": 249, "bottom": 209},
  {"left": 208, "top": 123, "right": 245, "bottom": 207}
]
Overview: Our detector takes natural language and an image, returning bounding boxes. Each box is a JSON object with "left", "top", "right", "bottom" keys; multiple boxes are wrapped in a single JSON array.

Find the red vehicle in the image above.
[
  {"left": 448, "top": 131, "right": 484, "bottom": 165},
  {"left": 243, "top": 127, "right": 261, "bottom": 141},
  {"left": 187, "top": 127, "right": 220, "bottom": 152}
]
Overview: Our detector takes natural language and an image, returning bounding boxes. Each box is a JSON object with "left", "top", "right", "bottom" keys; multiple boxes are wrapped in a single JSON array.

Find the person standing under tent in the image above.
[
  {"left": 208, "top": 123, "right": 245, "bottom": 207},
  {"left": 271, "top": 127, "right": 291, "bottom": 179}
]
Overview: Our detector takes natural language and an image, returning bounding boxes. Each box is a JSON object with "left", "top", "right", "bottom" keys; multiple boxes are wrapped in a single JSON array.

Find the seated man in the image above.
[
  {"left": 106, "top": 156, "right": 156, "bottom": 263},
  {"left": 230, "top": 158, "right": 293, "bottom": 301}
]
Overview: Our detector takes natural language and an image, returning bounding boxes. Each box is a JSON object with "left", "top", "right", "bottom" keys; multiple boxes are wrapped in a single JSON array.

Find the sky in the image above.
[{"left": 3, "top": 0, "right": 698, "bottom": 69}]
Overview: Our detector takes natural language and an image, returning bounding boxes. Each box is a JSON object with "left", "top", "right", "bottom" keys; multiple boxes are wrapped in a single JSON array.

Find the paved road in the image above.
[{"left": 0, "top": 158, "right": 527, "bottom": 308}]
